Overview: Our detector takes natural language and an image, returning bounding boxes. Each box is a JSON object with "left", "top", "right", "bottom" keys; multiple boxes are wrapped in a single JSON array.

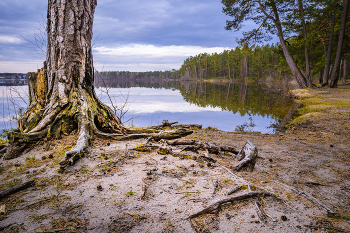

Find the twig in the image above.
[
  {"left": 272, "top": 180, "right": 337, "bottom": 216},
  {"left": 188, "top": 191, "right": 273, "bottom": 219},
  {"left": 0, "top": 180, "right": 34, "bottom": 199},
  {"left": 255, "top": 201, "right": 267, "bottom": 223},
  {"left": 212, "top": 180, "right": 218, "bottom": 194}
]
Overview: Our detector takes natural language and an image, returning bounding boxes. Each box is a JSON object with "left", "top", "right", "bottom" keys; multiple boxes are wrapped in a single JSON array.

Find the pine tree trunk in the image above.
[
  {"left": 270, "top": 0, "right": 307, "bottom": 88},
  {"left": 343, "top": 59, "right": 348, "bottom": 83},
  {"left": 330, "top": 0, "right": 349, "bottom": 88},
  {"left": 322, "top": 14, "right": 335, "bottom": 86},
  {"left": 298, "top": 0, "right": 311, "bottom": 86}
]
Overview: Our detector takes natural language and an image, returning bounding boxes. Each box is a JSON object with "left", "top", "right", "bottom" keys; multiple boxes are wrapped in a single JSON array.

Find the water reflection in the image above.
[
  {"left": 0, "top": 75, "right": 293, "bottom": 134},
  {"left": 95, "top": 75, "right": 294, "bottom": 133}
]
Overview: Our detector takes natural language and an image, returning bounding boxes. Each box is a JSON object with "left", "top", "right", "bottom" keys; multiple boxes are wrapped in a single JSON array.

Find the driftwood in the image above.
[
  {"left": 232, "top": 140, "right": 257, "bottom": 171},
  {"left": 272, "top": 180, "right": 337, "bottom": 216},
  {"left": 149, "top": 120, "right": 202, "bottom": 130},
  {"left": 160, "top": 139, "right": 239, "bottom": 155},
  {"left": 188, "top": 190, "right": 273, "bottom": 219},
  {"left": 0, "top": 180, "right": 34, "bottom": 199}
]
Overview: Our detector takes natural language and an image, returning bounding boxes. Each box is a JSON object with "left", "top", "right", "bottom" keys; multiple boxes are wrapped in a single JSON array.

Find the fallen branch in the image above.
[
  {"left": 255, "top": 201, "right": 267, "bottom": 223},
  {"left": 272, "top": 180, "right": 337, "bottom": 216},
  {"left": 36, "top": 228, "right": 75, "bottom": 233},
  {"left": 188, "top": 190, "right": 273, "bottom": 219},
  {"left": 160, "top": 139, "right": 239, "bottom": 155},
  {"left": 149, "top": 120, "right": 178, "bottom": 129},
  {"left": 0, "top": 180, "right": 34, "bottom": 199},
  {"left": 149, "top": 120, "right": 202, "bottom": 130}
]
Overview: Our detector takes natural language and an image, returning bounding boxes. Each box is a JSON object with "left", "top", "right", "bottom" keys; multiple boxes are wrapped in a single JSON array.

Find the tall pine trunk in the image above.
[
  {"left": 343, "top": 59, "right": 348, "bottom": 83},
  {"left": 298, "top": 0, "right": 311, "bottom": 86},
  {"left": 330, "top": 0, "right": 349, "bottom": 88},
  {"left": 271, "top": 1, "right": 308, "bottom": 88},
  {"left": 322, "top": 14, "right": 335, "bottom": 86}
]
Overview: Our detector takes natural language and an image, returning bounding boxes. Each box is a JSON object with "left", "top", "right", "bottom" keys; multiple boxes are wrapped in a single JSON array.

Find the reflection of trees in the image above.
[
  {"left": 94, "top": 71, "right": 180, "bottom": 89},
  {"left": 178, "top": 81, "right": 293, "bottom": 120},
  {"left": 94, "top": 71, "right": 293, "bottom": 120}
]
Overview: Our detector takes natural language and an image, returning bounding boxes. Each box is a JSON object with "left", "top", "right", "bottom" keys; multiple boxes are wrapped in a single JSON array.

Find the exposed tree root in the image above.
[
  {"left": 272, "top": 180, "right": 338, "bottom": 216},
  {"left": 0, "top": 180, "right": 34, "bottom": 199},
  {"left": 188, "top": 190, "right": 274, "bottom": 219}
]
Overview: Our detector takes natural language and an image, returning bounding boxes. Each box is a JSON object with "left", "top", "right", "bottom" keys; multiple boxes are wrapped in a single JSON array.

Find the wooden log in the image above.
[{"left": 0, "top": 180, "right": 34, "bottom": 199}]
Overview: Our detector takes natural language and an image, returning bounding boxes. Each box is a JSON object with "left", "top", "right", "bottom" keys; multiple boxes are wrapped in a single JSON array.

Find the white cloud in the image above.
[
  {"left": 0, "top": 60, "right": 43, "bottom": 73},
  {"left": 94, "top": 44, "right": 231, "bottom": 57},
  {"left": 0, "top": 35, "right": 23, "bottom": 44}
]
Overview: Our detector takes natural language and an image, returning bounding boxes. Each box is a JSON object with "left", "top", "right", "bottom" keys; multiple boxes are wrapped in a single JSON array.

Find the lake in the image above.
[{"left": 0, "top": 78, "right": 294, "bottom": 135}]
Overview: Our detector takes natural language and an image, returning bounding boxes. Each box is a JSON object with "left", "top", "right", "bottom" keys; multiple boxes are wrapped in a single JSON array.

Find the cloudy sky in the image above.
[{"left": 0, "top": 0, "right": 267, "bottom": 73}]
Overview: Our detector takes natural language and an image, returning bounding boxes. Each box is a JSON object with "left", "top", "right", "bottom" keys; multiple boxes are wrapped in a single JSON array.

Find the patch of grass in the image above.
[
  {"left": 204, "top": 126, "right": 218, "bottom": 131},
  {"left": 342, "top": 215, "right": 350, "bottom": 221},
  {"left": 79, "top": 167, "right": 91, "bottom": 174},
  {"left": 31, "top": 213, "right": 48, "bottom": 222},
  {"left": 25, "top": 155, "right": 39, "bottom": 167},
  {"left": 50, "top": 144, "right": 75, "bottom": 164},
  {"left": 126, "top": 189, "right": 136, "bottom": 196},
  {"left": 6, "top": 178, "right": 22, "bottom": 188},
  {"left": 0, "top": 167, "right": 4, "bottom": 173},
  {"left": 223, "top": 178, "right": 232, "bottom": 183}
]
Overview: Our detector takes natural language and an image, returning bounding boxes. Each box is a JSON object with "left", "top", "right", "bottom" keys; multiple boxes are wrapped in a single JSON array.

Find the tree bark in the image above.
[
  {"left": 343, "top": 59, "right": 348, "bottom": 83},
  {"left": 298, "top": 0, "right": 311, "bottom": 86},
  {"left": 269, "top": 0, "right": 308, "bottom": 88},
  {"left": 319, "top": 70, "right": 322, "bottom": 84},
  {"left": 322, "top": 13, "right": 335, "bottom": 86},
  {"left": 330, "top": 0, "right": 349, "bottom": 88}
]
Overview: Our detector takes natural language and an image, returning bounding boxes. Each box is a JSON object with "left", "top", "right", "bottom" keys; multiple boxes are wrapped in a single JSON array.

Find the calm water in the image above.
[{"left": 0, "top": 80, "right": 293, "bottom": 134}]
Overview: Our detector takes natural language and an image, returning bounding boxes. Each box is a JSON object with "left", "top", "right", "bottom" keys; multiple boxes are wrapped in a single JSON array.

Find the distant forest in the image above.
[
  {"left": 178, "top": 44, "right": 349, "bottom": 81},
  {"left": 94, "top": 70, "right": 180, "bottom": 89},
  {"left": 179, "top": 45, "right": 288, "bottom": 80}
]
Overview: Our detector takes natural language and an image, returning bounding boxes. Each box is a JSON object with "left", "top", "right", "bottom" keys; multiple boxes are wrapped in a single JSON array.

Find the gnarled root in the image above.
[{"left": 59, "top": 116, "right": 90, "bottom": 169}]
